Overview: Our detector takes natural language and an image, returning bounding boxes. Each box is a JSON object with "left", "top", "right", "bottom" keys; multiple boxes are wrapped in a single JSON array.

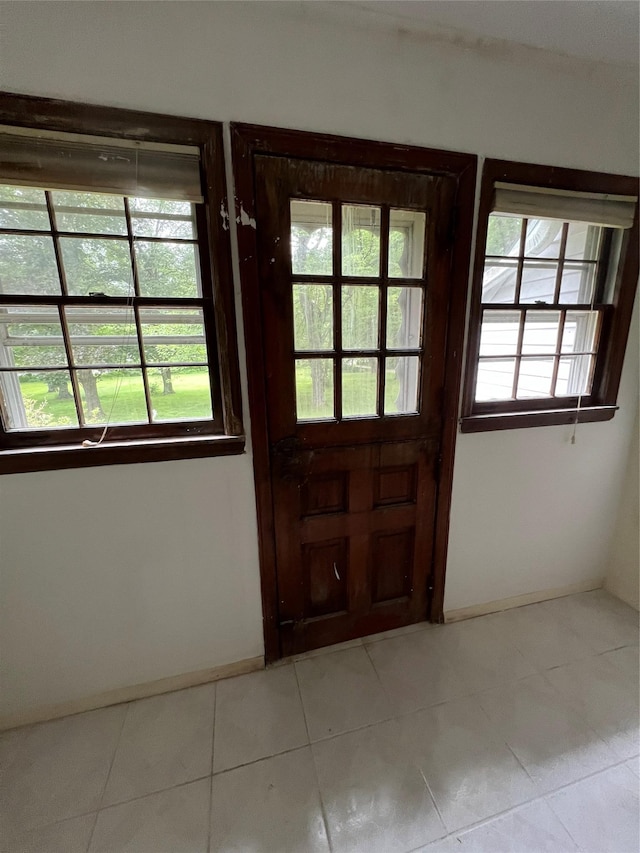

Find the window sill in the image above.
[
  {"left": 460, "top": 405, "right": 618, "bottom": 433},
  {"left": 0, "top": 433, "right": 246, "bottom": 475}
]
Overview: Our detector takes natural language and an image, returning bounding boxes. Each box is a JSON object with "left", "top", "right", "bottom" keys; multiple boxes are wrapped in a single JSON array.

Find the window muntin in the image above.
[{"left": 290, "top": 200, "right": 427, "bottom": 423}]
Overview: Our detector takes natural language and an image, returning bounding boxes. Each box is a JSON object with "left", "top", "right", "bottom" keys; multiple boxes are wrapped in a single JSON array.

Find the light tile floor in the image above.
[{"left": 1, "top": 589, "right": 638, "bottom": 852}]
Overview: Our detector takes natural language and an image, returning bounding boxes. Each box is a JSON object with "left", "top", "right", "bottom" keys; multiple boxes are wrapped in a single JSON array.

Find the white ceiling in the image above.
[{"left": 352, "top": 1, "right": 640, "bottom": 66}]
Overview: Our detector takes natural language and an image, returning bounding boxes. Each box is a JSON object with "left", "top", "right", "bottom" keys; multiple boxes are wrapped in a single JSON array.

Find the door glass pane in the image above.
[
  {"left": 140, "top": 307, "right": 207, "bottom": 364},
  {"left": 342, "top": 357, "right": 377, "bottom": 417},
  {"left": 387, "top": 287, "right": 423, "bottom": 349},
  {"left": 342, "top": 285, "right": 378, "bottom": 350},
  {"left": 65, "top": 306, "right": 140, "bottom": 366},
  {"left": 486, "top": 214, "right": 522, "bottom": 256},
  {"left": 565, "top": 223, "right": 602, "bottom": 261},
  {"left": 561, "top": 311, "right": 599, "bottom": 354},
  {"left": 475, "top": 358, "right": 515, "bottom": 401},
  {"left": 559, "top": 262, "right": 596, "bottom": 304},
  {"left": 0, "top": 305, "right": 67, "bottom": 370},
  {"left": 517, "top": 357, "right": 554, "bottom": 399},
  {"left": 290, "top": 200, "right": 333, "bottom": 276},
  {"left": 525, "top": 219, "right": 563, "bottom": 258},
  {"left": 482, "top": 259, "right": 518, "bottom": 303},
  {"left": 76, "top": 367, "right": 147, "bottom": 425},
  {"left": 295, "top": 358, "right": 334, "bottom": 421},
  {"left": 135, "top": 240, "right": 201, "bottom": 298},
  {"left": 384, "top": 355, "right": 419, "bottom": 414},
  {"left": 342, "top": 205, "right": 381, "bottom": 277},
  {"left": 52, "top": 191, "right": 127, "bottom": 235},
  {"left": 62, "top": 237, "right": 134, "bottom": 297},
  {"left": 293, "top": 284, "right": 333, "bottom": 351},
  {"left": 130, "top": 198, "right": 196, "bottom": 239},
  {"left": 0, "top": 235, "right": 60, "bottom": 296},
  {"left": 148, "top": 365, "right": 213, "bottom": 422},
  {"left": 521, "top": 311, "right": 560, "bottom": 354},
  {"left": 389, "top": 209, "right": 426, "bottom": 278},
  {"left": 0, "top": 370, "right": 79, "bottom": 429},
  {"left": 520, "top": 261, "right": 558, "bottom": 304},
  {"left": 0, "top": 186, "right": 49, "bottom": 230},
  {"left": 556, "top": 355, "right": 594, "bottom": 396},
  {"left": 479, "top": 310, "right": 520, "bottom": 356}
]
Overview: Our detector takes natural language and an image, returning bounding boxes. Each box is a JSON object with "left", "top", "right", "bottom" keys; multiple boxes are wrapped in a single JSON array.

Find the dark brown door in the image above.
[{"left": 254, "top": 154, "right": 456, "bottom": 656}]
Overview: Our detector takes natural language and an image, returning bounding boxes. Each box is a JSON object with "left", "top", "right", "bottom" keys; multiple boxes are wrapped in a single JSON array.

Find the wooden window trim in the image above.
[
  {"left": 461, "top": 159, "right": 639, "bottom": 433},
  {"left": 0, "top": 92, "right": 244, "bottom": 473}
]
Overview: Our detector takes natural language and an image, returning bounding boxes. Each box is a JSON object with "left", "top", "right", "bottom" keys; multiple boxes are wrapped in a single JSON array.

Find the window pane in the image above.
[
  {"left": 52, "top": 191, "right": 127, "bottom": 235},
  {"left": 0, "top": 186, "right": 49, "bottom": 230},
  {"left": 290, "top": 200, "right": 332, "bottom": 276},
  {"left": 293, "top": 284, "right": 333, "bottom": 351},
  {"left": 556, "top": 355, "right": 594, "bottom": 396},
  {"left": 77, "top": 367, "right": 147, "bottom": 425},
  {"left": 0, "top": 305, "right": 67, "bottom": 369},
  {"left": 135, "top": 240, "right": 200, "bottom": 298},
  {"left": 525, "top": 219, "right": 563, "bottom": 258},
  {"left": 475, "top": 359, "right": 516, "bottom": 401},
  {"left": 384, "top": 355, "right": 419, "bottom": 414},
  {"left": 521, "top": 311, "right": 560, "bottom": 354},
  {"left": 66, "top": 306, "right": 140, "bottom": 366},
  {"left": 0, "top": 371, "right": 78, "bottom": 430},
  {"left": 517, "top": 357, "right": 554, "bottom": 399},
  {"left": 148, "top": 366, "right": 212, "bottom": 422},
  {"left": 295, "top": 358, "right": 334, "bottom": 421},
  {"left": 61, "top": 237, "right": 133, "bottom": 297},
  {"left": 387, "top": 287, "right": 423, "bottom": 350},
  {"left": 559, "top": 262, "right": 596, "bottom": 304},
  {"left": 342, "top": 357, "right": 377, "bottom": 417},
  {"left": 130, "top": 198, "right": 195, "bottom": 239},
  {"left": 0, "top": 234, "right": 60, "bottom": 295},
  {"left": 479, "top": 310, "right": 520, "bottom": 356},
  {"left": 520, "top": 261, "right": 558, "bottom": 304},
  {"left": 389, "top": 209, "right": 426, "bottom": 278},
  {"left": 562, "top": 311, "right": 599, "bottom": 354},
  {"left": 140, "top": 308, "right": 206, "bottom": 364},
  {"left": 482, "top": 259, "right": 518, "bottom": 303},
  {"left": 486, "top": 214, "right": 522, "bottom": 256},
  {"left": 565, "top": 223, "right": 602, "bottom": 261},
  {"left": 342, "top": 205, "right": 381, "bottom": 277},
  {"left": 342, "top": 285, "right": 378, "bottom": 350}
]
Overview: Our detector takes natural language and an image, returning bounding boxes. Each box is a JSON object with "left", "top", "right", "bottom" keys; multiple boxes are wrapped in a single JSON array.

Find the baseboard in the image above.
[
  {"left": 444, "top": 578, "right": 604, "bottom": 623},
  {"left": 0, "top": 655, "right": 264, "bottom": 732}
]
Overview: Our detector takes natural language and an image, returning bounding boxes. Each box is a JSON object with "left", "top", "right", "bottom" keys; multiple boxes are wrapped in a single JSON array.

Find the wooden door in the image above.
[{"left": 253, "top": 154, "right": 457, "bottom": 656}]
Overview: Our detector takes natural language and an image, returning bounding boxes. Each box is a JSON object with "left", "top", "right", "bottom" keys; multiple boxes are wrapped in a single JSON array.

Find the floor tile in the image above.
[
  {"left": 364, "top": 621, "right": 433, "bottom": 644},
  {"left": 2, "top": 813, "right": 96, "bottom": 853},
  {"left": 542, "top": 590, "right": 639, "bottom": 654},
  {"left": 547, "top": 764, "right": 640, "bottom": 853},
  {"left": 418, "top": 799, "right": 579, "bottom": 852},
  {"left": 90, "top": 778, "right": 210, "bottom": 853},
  {"left": 545, "top": 652, "right": 640, "bottom": 759},
  {"left": 210, "top": 747, "right": 329, "bottom": 853},
  {"left": 292, "top": 637, "right": 363, "bottom": 661},
  {"left": 295, "top": 646, "right": 391, "bottom": 740},
  {"left": 0, "top": 705, "right": 126, "bottom": 838},
  {"left": 213, "top": 665, "right": 308, "bottom": 772},
  {"left": 312, "top": 719, "right": 444, "bottom": 853},
  {"left": 365, "top": 628, "right": 469, "bottom": 714},
  {"left": 489, "top": 603, "right": 593, "bottom": 671},
  {"left": 477, "top": 673, "right": 615, "bottom": 791},
  {"left": 102, "top": 684, "right": 215, "bottom": 806},
  {"left": 626, "top": 756, "right": 640, "bottom": 777},
  {"left": 396, "top": 695, "right": 536, "bottom": 832}
]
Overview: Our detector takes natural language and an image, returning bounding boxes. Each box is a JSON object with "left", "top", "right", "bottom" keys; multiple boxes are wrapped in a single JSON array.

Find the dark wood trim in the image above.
[
  {"left": 0, "top": 434, "right": 245, "bottom": 475},
  {"left": 0, "top": 92, "right": 244, "bottom": 468},
  {"left": 231, "top": 122, "right": 476, "bottom": 658},
  {"left": 461, "top": 158, "right": 639, "bottom": 427}
]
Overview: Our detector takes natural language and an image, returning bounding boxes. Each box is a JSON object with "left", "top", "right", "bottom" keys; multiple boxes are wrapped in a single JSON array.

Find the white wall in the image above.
[
  {"left": 0, "top": 1, "right": 638, "bottom": 720},
  {"left": 605, "top": 404, "right": 640, "bottom": 610}
]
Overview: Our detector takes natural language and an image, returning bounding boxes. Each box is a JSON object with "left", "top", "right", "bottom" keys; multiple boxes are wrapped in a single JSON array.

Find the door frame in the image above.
[{"left": 231, "top": 123, "right": 477, "bottom": 662}]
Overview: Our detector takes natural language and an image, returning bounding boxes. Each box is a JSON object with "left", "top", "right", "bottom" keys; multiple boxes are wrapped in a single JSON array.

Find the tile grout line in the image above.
[
  {"left": 292, "top": 660, "right": 334, "bottom": 853},
  {"left": 207, "top": 683, "right": 217, "bottom": 853},
  {"left": 86, "top": 702, "right": 130, "bottom": 850}
]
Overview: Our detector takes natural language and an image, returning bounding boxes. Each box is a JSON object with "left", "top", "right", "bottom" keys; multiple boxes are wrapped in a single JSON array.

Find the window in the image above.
[
  {"left": 462, "top": 160, "right": 639, "bottom": 431},
  {"left": 0, "top": 94, "right": 243, "bottom": 472}
]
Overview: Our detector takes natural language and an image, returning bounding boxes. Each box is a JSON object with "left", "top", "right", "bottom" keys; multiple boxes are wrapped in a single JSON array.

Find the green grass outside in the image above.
[{"left": 295, "top": 367, "right": 406, "bottom": 419}]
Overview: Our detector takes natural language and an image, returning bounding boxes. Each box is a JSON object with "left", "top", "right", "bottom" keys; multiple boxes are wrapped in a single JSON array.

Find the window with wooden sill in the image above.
[
  {"left": 461, "top": 159, "right": 639, "bottom": 433},
  {"left": 0, "top": 93, "right": 244, "bottom": 473}
]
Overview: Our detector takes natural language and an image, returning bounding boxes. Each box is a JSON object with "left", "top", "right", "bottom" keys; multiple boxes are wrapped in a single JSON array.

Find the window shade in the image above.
[
  {"left": 493, "top": 182, "right": 637, "bottom": 229},
  {"left": 0, "top": 126, "right": 203, "bottom": 202}
]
